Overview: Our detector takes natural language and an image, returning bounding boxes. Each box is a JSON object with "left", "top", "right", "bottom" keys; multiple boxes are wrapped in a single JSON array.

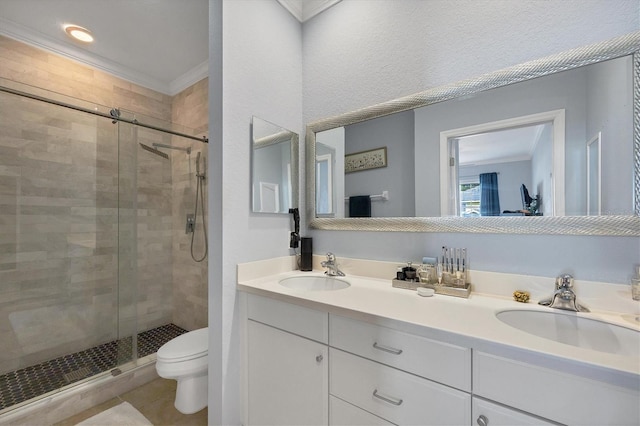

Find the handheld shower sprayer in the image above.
[
  {"left": 195, "top": 151, "right": 205, "bottom": 179},
  {"left": 190, "top": 150, "right": 207, "bottom": 262}
]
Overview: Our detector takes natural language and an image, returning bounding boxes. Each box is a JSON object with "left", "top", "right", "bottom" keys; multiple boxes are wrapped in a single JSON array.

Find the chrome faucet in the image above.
[
  {"left": 321, "top": 252, "right": 345, "bottom": 277},
  {"left": 539, "top": 274, "right": 589, "bottom": 312}
]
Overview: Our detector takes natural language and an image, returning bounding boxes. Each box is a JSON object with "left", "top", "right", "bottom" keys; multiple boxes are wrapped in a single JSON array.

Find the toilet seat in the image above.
[{"left": 157, "top": 328, "right": 208, "bottom": 363}]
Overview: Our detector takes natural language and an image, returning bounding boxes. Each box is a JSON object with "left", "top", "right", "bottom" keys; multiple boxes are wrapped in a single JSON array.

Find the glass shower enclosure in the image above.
[{"left": 0, "top": 78, "right": 204, "bottom": 412}]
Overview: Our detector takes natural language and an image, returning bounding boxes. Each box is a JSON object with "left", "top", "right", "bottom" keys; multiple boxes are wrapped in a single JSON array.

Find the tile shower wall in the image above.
[
  {"left": 170, "top": 78, "right": 208, "bottom": 331},
  {"left": 0, "top": 35, "right": 207, "bottom": 375},
  {"left": 0, "top": 93, "right": 122, "bottom": 375}
]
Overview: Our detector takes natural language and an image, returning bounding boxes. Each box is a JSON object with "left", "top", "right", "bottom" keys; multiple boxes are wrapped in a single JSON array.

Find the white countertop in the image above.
[{"left": 237, "top": 258, "right": 640, "bottom": 390}]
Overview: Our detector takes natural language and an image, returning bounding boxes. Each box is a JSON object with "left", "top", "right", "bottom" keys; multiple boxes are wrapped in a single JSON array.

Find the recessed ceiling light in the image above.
[{"left": 64, "top": 25, "right": 94, "bottom": 43}]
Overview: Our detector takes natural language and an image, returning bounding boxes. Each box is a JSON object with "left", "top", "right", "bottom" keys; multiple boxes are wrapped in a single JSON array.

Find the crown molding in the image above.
[
  {"left": 278, "top": 0, "right": 304, "bottom": 21},
  {"left": 278, "top": 0, "right": 342, "bottom": 22},
  {"left": 169, "top": 60, "right": 209, "bottom": 96},
  {"left": 0, "top": 16, "right": 206, "bottom": 96}
]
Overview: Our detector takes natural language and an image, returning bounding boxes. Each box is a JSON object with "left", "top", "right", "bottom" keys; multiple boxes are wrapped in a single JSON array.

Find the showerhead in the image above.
[{"left": 139, "top": 143, "right": 169, "bottom": 159}]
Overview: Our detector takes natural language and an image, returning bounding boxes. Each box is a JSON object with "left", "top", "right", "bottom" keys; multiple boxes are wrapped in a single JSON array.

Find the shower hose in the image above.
[{"left": 191, "top": 170, "right": 208, "bottom": 262}]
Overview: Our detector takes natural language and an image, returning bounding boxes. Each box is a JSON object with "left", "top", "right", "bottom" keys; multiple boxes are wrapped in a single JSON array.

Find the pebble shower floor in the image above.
[{"left": 0, "top": 324, "right": 187, "bottom": 411}]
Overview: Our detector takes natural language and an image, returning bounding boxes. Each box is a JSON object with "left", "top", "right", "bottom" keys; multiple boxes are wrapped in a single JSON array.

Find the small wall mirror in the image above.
[{"left": 251, "top": 116, "right": 299, "bottom": 214}]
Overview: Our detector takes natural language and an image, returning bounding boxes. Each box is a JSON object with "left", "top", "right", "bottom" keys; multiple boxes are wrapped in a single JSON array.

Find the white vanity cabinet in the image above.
[
  {"left": 329, "top": 314, "right": 472, "bottom": 425},
  {"left": 245, "top": 294, "right": 328, "bottom": 426},
  {"left": 242, "top": 290, "right": 639, "bottom": 426},
  {"left": 473, "top": 351, "right": 640, "bottom": 425}
]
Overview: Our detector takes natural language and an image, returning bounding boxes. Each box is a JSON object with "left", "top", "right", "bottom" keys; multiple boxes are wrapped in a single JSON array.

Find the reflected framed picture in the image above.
[{"left": 345, "top": 147, "right": 387, "bottom": 173}]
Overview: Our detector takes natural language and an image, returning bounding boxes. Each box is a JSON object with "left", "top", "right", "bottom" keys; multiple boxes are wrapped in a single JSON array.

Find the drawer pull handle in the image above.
[
  {"left": 372, "top": 389, "right": 403, "bottom": 406},
  {"left": 477, "top": 415, "right": 488, "bottom": 426},
  {"left": 316, "top": 355, "right": 323, "bottom": 363},
  {"left": 373, "top": 342, "right": 403, "bottom": 355}
]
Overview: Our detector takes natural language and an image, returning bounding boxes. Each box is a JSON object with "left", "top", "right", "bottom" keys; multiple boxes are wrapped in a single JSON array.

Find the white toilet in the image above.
[{"left": 155, "top": 327, "right": 208, "bottom": 414}]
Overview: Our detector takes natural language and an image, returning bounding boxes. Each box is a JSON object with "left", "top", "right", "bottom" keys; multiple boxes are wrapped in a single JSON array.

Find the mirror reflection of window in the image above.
[{"left": 459, "top": 178, "right": 480, "bottom": 217}]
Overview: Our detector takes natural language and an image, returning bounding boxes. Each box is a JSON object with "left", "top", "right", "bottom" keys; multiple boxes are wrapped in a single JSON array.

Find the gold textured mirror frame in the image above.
[{"left": 306, "top": 32, "right": 640, "bottom": 236}]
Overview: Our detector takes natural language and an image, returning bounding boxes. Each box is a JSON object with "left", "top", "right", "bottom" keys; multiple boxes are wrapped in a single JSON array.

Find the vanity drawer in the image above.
[
  {"left": 247, "top": 294, "right": 328, "bottom": 343},
  {"left": 330, "top": 348, "right": 471, "bottom": 425},
  {"left": 330, "top": 314, "right": 470, "bottom": 390},
  {"left": 330, "top": 396, "right": 393, "bottom": 426},
  {"left": 473, "top": 351, "right": 640, "bottom": 426},
  {"left": 472, "top": 397, "right": 557, "bottom": 425}
]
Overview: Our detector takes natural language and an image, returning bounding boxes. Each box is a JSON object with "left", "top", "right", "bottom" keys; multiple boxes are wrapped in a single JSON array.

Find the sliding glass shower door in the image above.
[
  {"left": 0, "top": 78, "right": 200, "bottom": 413},
  {"left": 0, "top": 80, "right": 136, "bottom": 410}
]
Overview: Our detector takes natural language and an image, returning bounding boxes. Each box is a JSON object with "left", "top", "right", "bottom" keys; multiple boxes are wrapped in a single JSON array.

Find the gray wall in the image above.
[
  {"left": 302, "top": 0, "right": 639, "bottom": 284},
  {"left": 345, "top": 110, "right": 415, "bottom": 217}
]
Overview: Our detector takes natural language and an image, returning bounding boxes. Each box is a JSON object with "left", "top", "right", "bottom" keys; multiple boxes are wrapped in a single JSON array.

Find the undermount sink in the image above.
[
  {"left": 496, "top": 309, "right": 640, "bottom": 357},
  {"left": 279, "top": 275, "right": 350, "bottom": 291}
]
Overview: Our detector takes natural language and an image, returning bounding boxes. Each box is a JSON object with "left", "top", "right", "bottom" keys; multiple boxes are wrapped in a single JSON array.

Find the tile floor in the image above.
[
  {"left": 0, "top": 324, "right": 187, "bottom": 411},
  {"left": 54, "top": 378, "right": 207, "bottom": 426}
]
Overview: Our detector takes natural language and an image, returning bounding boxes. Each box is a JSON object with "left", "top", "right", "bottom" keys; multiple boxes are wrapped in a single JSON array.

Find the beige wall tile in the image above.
[{"left": 0, "top": 36, "right": 208, "bottom": 386}]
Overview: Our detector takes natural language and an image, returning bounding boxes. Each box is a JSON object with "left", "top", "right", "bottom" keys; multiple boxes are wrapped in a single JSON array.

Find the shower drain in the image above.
[{"left": 63, "top": 366, "right": 92, "bottom": 383}]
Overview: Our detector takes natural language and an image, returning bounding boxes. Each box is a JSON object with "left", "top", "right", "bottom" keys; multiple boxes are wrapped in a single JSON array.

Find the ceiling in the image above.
[
  {"left": 0, "top": 0, "right": 340, "bottom": 96},
  {"left": 458, "top": 123, "right": 549, "bottom": 166}
]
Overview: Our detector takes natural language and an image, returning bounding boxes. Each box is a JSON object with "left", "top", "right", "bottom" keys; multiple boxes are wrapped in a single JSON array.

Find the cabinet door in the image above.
[
  {"left": 472, "top": 397, "right": 558, "bottom": 426},
  {"left": 248, "top": 320, "right": 328, "bottom": 426}
]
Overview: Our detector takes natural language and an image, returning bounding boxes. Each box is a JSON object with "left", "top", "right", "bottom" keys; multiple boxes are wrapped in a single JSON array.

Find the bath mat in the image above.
[{"left": 75, "top": 401, "right": 152, "bottom": 426}]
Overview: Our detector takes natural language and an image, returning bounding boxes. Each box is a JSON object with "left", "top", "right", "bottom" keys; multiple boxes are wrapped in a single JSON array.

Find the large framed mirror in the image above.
[
  {"left": 251, "top": 116, "right": 299, "bottom": 214},
  {"left": 306, "top": 32, "right": 640, "bottom": 235}
]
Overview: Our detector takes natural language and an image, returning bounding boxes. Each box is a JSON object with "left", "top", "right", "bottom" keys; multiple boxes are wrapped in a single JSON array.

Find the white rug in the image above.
[{"left": 75, "top": 401, "right": 153, "bottom": 426}]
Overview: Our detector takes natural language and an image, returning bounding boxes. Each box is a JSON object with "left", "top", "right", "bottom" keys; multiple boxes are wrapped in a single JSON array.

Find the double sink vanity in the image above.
[
  {"left": 238, "top": 256, "right": 640, "bottom": 426},
  {"left": 243, "top": 30, "right": 640, "bottom": 426}
]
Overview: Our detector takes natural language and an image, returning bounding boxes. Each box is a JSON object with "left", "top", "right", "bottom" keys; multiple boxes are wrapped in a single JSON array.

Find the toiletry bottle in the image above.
[
  {"left": 403, "top": 262, "right": 417, "bottom": 281},
  {"left": 421, "top": 257, "right": 437, "bottom": 284}
]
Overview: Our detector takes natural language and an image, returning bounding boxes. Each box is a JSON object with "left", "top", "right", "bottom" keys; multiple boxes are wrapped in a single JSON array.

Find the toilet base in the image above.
[{"left": 174, "top": 374, "right": 208, "bottom": 414}]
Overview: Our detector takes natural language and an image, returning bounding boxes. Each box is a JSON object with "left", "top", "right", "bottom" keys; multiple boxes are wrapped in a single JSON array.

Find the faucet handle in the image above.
[
  {"left": 326, "top": 252, "right": 336, "bottom": 262},
  {"left": 556, "top": 274, "right": 574, "bottom": 289}
]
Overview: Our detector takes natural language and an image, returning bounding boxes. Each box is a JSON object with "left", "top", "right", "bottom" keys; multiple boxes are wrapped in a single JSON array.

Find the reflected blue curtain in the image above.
[{"left": 480, "top": 172, "right": 500, "bottom": 216}]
